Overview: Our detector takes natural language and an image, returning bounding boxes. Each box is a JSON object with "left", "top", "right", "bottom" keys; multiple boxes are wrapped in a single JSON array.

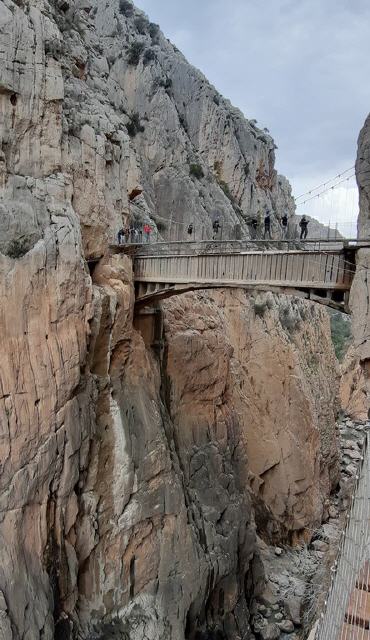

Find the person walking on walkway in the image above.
[
  {"left": 250, "top": 217, "right": 258, "bottom": 239},
  {"left": 264, "top": 211, "right": 271, "bottom": 239},
  {"left": 117, "top": 228, "right": 125, "bottom": 245},
  {"left": 299, "top": 215, "right": 309, "bottom": 240},
  {"left": 213, "top": 219, "right": 220, "bottom": 240},
  {"left": 281, "top": 214, "right": 288, "bottom": 238},
  {"left": 143, "top": 223, "right": 152, "bottom": 243}
]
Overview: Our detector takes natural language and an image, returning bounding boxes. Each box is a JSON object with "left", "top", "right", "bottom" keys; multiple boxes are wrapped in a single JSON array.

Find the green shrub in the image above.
[
  {"left": 157, "top": 77, "right": 172, "bottom": 91},
  {"left": 6, "top": 237, "right": 31, "bottom": 259},
  {"left": 189, "top": 164, "right": 204, "bottom": 179},
  {"left": 119, "top": 0, "right": 134, "bottom": 16},
  {"left": 218, "top": 180, "right": 233, "bottom": 201},
  {"left": 279, "top": 302, "right": 301, "bottom": 333},
  {"left": 329, "top": 311, "right": 352, "bottom": 361},
  {"left": 127, "top": 41, "right": 145, "bottom": 65},
  {"left": 134, "top": 15, "right": 148, "bottom": 34},
  {"left": 149, "top": 22, "right": 160, "bottom": 42},
  {"left": 126, "top": 112, "right": 145, "bottom": 137},
  {"left": 44, "top": 39, "right": 64, "bottom": 58},
  {"left": 266, "top": 292, "right": 275, "bottom": 309},
  {"left": 254, "top": 298, "right": 268, "bottom": 317},
  {"left": 143, "top": 48, "right": 156, "bottom": 66},
  {"left": 214, "top": 160, "right": 222, "bottom": 176}
]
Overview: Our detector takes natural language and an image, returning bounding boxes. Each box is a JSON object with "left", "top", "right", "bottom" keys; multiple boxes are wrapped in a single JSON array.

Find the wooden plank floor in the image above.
[
  {"left": 346, "top": 587, "right": 370, "bottom": 627},
  {"left": 340, "top": 623, "right": 370, "bottom": 639},
  {"left": 340, "top": 565, "right": 370, "bottom": 638}
]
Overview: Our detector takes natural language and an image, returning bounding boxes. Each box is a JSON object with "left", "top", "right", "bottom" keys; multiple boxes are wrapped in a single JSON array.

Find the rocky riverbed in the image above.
[{"left": 249, "top": 415, "right": 369, "bottom": 640}]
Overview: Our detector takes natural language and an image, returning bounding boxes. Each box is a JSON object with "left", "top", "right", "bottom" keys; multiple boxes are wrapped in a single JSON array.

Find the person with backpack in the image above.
[{"left": 299, "top": 215, "right": 309, "bottom": 240}]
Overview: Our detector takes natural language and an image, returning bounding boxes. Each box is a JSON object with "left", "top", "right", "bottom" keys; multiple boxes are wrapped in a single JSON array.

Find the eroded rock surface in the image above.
[
  {"left": 350, "top": 113, "right": 370, "bottom": 417},
  {"left": 340, "top": 346, "right": 368, "bottom": 421},
  {"left": 0, "top": 1, "right": 341, "bottom": 638},
  {"left": 163, "top": 290, "right": 339, "bottom": 542}
]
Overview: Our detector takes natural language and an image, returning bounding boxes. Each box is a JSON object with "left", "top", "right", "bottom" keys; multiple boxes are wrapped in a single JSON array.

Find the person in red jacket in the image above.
[{"left": 143, "top": 223, "right": 152, "bottom": 243}]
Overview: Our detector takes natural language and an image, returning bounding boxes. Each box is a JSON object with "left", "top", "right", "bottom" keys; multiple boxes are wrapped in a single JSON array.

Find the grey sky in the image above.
[{"left": 137, "top": 0, "right": 370, "bottom": 233}]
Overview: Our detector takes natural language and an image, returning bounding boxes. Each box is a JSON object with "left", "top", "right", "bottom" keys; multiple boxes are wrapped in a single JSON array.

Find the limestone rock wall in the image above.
[
  {"left": 0, "top": 1, "right": 340, "bottom": 638},
  {"left": 0, "top": 0, "right": 294, "bottom": 262},
  {"left": 340, "top": 346, "right": 368, "bottom": 421},
  {"left": 162, "top": 290, "right": 339, "bottom": 544},
  {"left": 350, "top": 113, "right": 370, "bottom": 418}
]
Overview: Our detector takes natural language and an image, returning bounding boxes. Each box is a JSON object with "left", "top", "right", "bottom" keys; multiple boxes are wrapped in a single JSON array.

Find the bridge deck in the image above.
[{"left": 134, "top": 249, "right": 355, "bottom": 309}]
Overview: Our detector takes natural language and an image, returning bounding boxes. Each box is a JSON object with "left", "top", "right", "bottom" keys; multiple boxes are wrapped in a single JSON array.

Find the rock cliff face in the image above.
[
  {"left": 0, "top": 1, "right": 340, "bottom": 638},
  {"left": 163, "top": 290, "right": 339, "bottom": 542},
  {"left": 340, "top": 346, "right": 367, "bottom": 420},
  {"left": 350, "top": 113, "right": 370, "bottom": 418},
  {"left": 0, "top": 0, "right": 294, "bottom": 261}
]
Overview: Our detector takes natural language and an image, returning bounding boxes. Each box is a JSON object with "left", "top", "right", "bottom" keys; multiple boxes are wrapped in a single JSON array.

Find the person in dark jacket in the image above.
[
  {"left": 299, "top": 215, "right": 309, "bottom": 240},
  {"left": 264, "top": 211, "right": 271, "bottom": 239},
  {"left": 213, "top": 219, "right": 220, "bottom": 239},
  {"left": 281, "top": 214, "right": 288, "bottom": 238},
  {"left": 250, "top": 217, "right": 258, "bottom": 239}
]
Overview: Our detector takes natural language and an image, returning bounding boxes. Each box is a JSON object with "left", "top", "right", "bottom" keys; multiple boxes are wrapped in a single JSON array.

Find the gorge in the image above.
[{"left": 0, "top": 1, "right": 369, "bottom": 639}]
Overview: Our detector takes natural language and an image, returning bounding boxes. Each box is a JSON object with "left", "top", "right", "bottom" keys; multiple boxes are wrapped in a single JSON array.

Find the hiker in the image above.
[
  {"left": 143, "top": 223, "right": 152, "bottom": 243},
  {"left": 117, "top": 228, "right": 125, "bottom": 245},
  {"left": 213, "top": 219, "right": 220, "bottom": 239},
  {"left": 250, "top": 217, "right": 258, "bottom": 239},
  {"left": 187, "top": 223, "right": 194, "bottom": 239},
  {"left": 130, "top": 225, "right": 138, "bottom": 243},
  {"left": 264, "top": 211, "right": 271, "bottom": 239},
  {"left": 281, "top": 214, "right": 288, "bottom": 238},
  {"left": 299, "top": 215, "right": 309, "bottom": 240}
]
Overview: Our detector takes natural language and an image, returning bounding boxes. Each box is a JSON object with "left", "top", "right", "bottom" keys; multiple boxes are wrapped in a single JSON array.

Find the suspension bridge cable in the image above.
[
  {"left": 297, "top": 175, "right": 356, "bottom": 207},
  {"left": 295, "top": 167, "right": 355, "bottom": 201}
]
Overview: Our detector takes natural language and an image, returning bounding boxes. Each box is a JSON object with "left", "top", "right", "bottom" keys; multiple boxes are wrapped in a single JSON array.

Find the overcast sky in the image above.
[{"left": 137, "top": 0, "right": 370, "bottom": 235}]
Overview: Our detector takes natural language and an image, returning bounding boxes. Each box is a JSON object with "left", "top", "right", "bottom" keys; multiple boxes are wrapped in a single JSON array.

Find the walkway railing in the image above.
[
  {"left": 134, "top": 250, "right": 354, "bottom": 291},
  {"left": 119, "top": 218, "right": 357, "bottom": 245},
  {"left": 316, "top": 430, "right": 370, "bottom": 639}
]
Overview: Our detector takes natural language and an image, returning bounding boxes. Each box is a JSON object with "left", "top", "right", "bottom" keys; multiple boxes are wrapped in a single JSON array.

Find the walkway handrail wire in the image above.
[
  {"left": 295, "top": 167, "right": 355, "bottom": 200},
  {"left": 315, "top": 429, "right": 370, "bottom": 639}
]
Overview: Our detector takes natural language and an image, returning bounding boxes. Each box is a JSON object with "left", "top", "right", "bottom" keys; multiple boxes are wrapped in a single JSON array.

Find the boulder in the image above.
[
  {"left": 284, "top": 597, "right": 301, "bottom": 626},
  {"left": 260, "top": 623, "right": 281, "bottom": 640},
  {"left": 278, "top": 619, "right": 295, "bottom": 633}
]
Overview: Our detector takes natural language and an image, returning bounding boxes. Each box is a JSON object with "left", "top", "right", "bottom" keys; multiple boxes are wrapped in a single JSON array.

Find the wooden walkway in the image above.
[
  {"left": 315, "top": 432, "right": 370, "bottom": 640},
  {"left": 133, "top": 249, "right": 355, "bottom": 311}
]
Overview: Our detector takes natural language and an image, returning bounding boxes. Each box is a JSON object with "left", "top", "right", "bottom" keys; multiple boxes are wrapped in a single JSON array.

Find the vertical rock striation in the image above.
[
  {"left": 350, "top": 113, "right": 370, "bottom": 417},
  {"left": 0, "top": 1, "right": 340, "bottom": 638},
  {"left": 163, "top": 290, "right": 339, "bottom": 544}
]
